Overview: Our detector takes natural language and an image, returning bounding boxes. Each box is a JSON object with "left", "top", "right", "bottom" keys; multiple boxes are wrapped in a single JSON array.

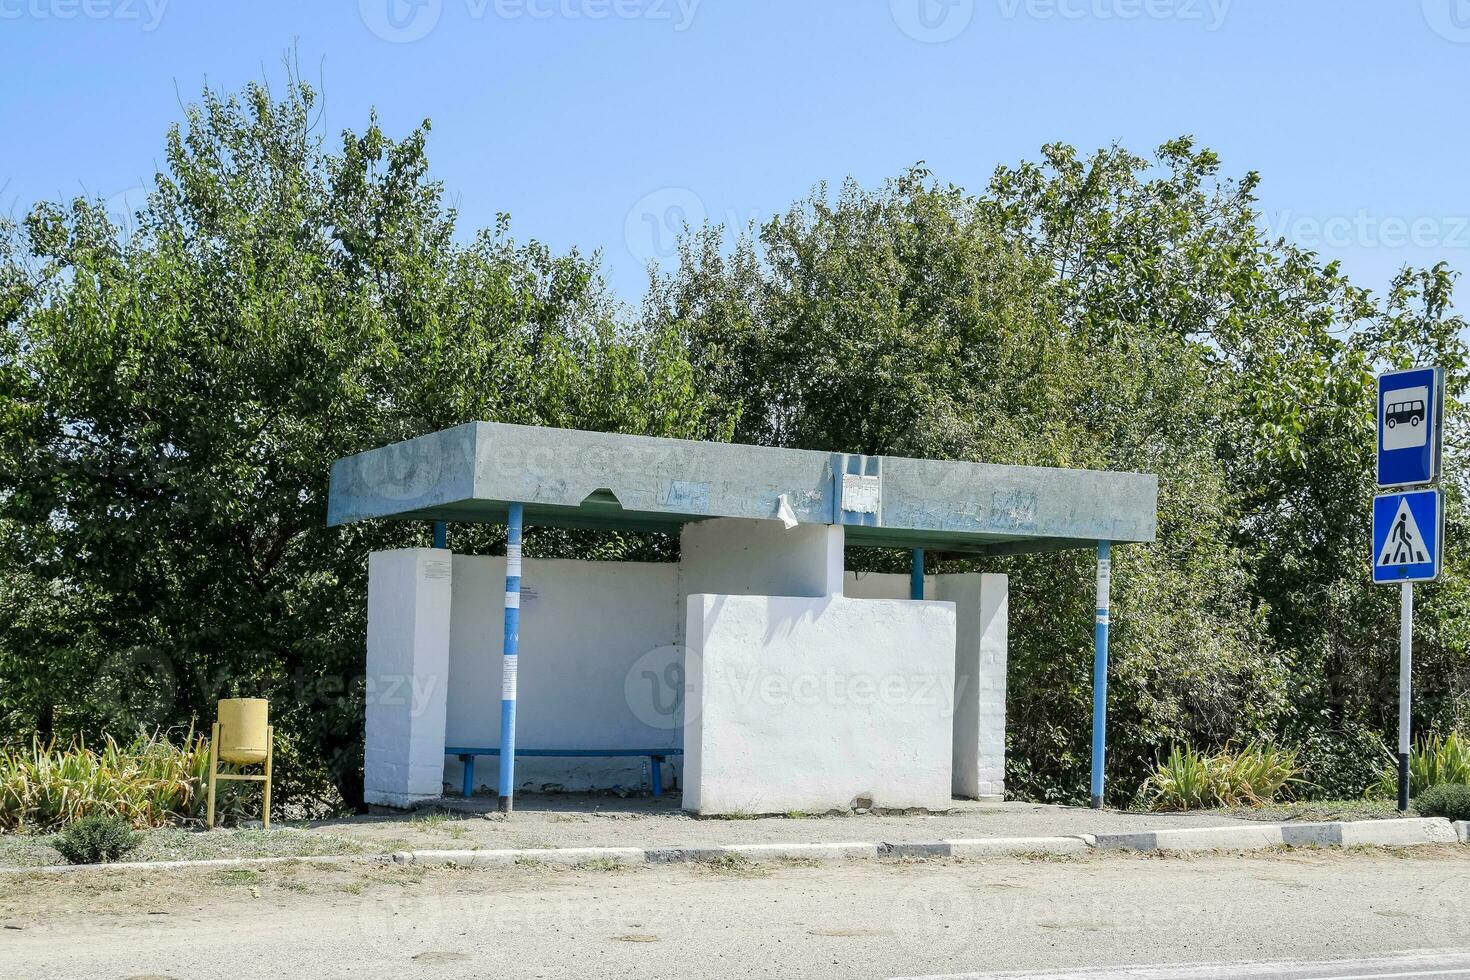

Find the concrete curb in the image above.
[
  {"left": 3, "top": 818, "right": 1461, "bottom": 875},
  {"left": 1093, "top": 817, "right": 1459, "bottom": 853}
]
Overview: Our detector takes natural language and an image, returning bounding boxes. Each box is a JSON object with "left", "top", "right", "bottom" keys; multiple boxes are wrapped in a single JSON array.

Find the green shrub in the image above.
[
  {"left": 0, "top": 730, "right": 209, "bottom": 832},
  {"left": 1370, "top": 732, "right": 1470, "bottom": 799},
  {"left": 1414, "top": 784, "right": 1470, "bottom": 822},
  {"left": 53, "top": 814, "right": 142, "bottom": 865},
  {"left": 1294, "top": 724, "right": 1389, "bottom": 800},
  {"left": 1138, "top": 742, "right": 1303, "bottom": 811}
]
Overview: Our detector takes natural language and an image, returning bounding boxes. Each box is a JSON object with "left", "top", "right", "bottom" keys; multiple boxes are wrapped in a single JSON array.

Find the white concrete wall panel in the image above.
[
  {"left": 683, "top": 593, "right": 957, "bottom": 815},
  {"left": 679, "top": 518, "right": 843, "bottom": 601},
  {"left": 939, "top": 574, "right": 1008, "bottom": 799},
  {"left": 365, "top": 549, "right": 454, "bottom": 808},
  {"left": 443, "top": 556, "right": 681, "bottom": 794}
]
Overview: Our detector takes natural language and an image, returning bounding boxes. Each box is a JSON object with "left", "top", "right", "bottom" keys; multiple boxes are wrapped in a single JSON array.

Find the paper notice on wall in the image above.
[
  {"left": 841, "top": 474, "right": 881, "bottom": 514},
  {"left": 776, "top": 494, "right": 799, "bottom": 529},
  {"left": 423, "top": 560, "right": 451, "bottom": 580},
  {"left": 502, "top": 656, "right": 518, "bottom": 700}
]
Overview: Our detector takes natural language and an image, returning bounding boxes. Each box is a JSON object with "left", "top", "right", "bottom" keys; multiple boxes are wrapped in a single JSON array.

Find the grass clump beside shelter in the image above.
[
  {"left": 1414, "top": 783, "right": 1470, "bottom": 822},
  {"left": 1138, "top": 742, "right": 1302, "bottom": 811},
  {"left": 53, "top": 814, "right": 142, "bottom": 864},
  {"left": 0, "top": 731, "right": 209, "bottom": 832}
]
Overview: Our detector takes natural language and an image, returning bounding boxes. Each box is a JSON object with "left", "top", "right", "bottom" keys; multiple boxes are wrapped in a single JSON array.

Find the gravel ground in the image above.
[
  {"left": 294, "top": 796, "right": 1277, "bottom": 853},
  {"left": 0, "top": 796, "right": 1414, "bottom": 869},
  {"left": 0, "top": 826, "right": 381, "bottom": 868},
  {"left": 3, "top": 844, "right": 1468, "bottom": 979}
]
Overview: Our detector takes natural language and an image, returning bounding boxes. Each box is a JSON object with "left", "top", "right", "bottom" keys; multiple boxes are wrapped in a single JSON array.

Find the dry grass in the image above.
[{"left": 0, "top": 731, "right": 210, "bottom": 832}]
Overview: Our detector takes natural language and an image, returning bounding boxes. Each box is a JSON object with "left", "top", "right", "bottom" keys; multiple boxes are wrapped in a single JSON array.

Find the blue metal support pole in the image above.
[
  {"left": 498, "top": 503, "right": 524, "bottom": 815},
  {"left": 1090, "top": 540, "right": 1112, "bottom": 808},
  {"left": 910, "top": 549, "right": 925, "bottom": 600},
  {"left": 433, "top": 521, "right": 447, "bottom": 550}
]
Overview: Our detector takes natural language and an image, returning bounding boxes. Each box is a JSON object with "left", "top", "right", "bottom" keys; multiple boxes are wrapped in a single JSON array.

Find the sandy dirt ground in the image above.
[
  {"left": 295, "top": 796, "right": 1279, "bottom": 854},
  {"left": 3, "top": 844, "right": 1468, "bottom": 979}
]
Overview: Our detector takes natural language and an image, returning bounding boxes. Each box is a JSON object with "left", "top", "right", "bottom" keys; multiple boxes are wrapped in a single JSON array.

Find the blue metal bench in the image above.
[{"left": 447, "top": 747, "right": 683, "bottom": 799}]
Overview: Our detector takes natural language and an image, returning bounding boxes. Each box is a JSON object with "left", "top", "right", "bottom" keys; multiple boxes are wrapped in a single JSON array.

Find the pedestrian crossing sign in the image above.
[{"left": 1372, "top": 489, "right": 1443, "bottom": 584}]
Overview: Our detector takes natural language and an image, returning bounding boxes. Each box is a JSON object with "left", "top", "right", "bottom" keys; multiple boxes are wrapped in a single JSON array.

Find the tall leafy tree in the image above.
[
  {"left": 649, "top": 145, "right": 1469, "bottom": 802},
  {"left": 0, "top": 77, "right": 727, "bottom": 809}
]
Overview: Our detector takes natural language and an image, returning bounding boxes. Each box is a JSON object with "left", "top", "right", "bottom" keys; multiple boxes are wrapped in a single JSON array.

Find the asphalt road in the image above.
[
  {"left": 3, "top": 846, "right": 1469, "bottom": 979},
  {"left": 891, "top": 952, "right": 1470, "bottom": 980}
]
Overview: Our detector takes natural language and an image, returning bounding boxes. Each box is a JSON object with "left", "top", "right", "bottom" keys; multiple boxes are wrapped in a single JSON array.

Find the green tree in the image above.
[
  {"left": 649, "top": 144, "right": 1470, "bottom": 802},
  {"left": 0, "top": 76, "right": 727, "bottom": 809}
]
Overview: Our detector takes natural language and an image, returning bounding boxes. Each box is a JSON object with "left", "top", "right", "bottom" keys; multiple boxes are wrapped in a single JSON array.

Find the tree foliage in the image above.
[
  {"left": 3, "top": 75, "right": 1467, "bottom": 808},
  {"left": 0, "top": 78, "right": 727, "bottom": 809},
  {"left": 647, "top": 142, "right": 1470, "bottom": 802}
]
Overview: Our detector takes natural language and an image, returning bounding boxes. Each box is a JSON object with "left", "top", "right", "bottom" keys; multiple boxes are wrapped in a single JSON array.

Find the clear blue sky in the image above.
[{"left": 2, "top": 1, "right": 1467, "bottom": 309}]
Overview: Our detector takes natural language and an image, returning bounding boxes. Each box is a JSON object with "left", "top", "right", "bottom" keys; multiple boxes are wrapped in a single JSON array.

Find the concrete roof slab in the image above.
[{"left": 328, "top": 423, "right": 1157, "bottom": 553}]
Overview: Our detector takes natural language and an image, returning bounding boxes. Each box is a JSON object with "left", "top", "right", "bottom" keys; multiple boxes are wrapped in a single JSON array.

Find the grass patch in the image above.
[
  {"left": 1214, "top": 799, "right": 1402, "bottom": 823},
  {"left": 694, "top": 854, "right": 769, "bottom": 878},
  {"left": 0, "top": 826, "right": 376, "bottom": 869},
  {"left": 576, "top": 857, "right": 627, "bottom": 872},
  {"left": 210, "top": 868, "right": 261, "bottom": 886},
  {"left": 1, "top": 732, "right": 210, "bottom": 832}
]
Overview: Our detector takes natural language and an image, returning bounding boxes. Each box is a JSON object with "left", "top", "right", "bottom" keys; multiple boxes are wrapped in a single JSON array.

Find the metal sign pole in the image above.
[
  {"left": 499, "top": 502, "right": 524, "bottom": 816},
  {"left": 1398, "top": 581, "right": 1413, "bottom": 813},
  {"left": 1090, "top": 540, "right": 1112, "bottom": 809}
]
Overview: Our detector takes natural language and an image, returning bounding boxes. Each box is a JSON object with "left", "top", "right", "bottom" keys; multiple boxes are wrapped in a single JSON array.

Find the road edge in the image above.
[{"left": 2, "top": 817, "right": 1461, "bottom": 875}]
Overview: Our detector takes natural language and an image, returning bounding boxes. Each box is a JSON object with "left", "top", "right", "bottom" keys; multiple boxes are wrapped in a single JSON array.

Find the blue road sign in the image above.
[
  {"left": 1377, "top": 367, "right": 1443, "bottom": 488},
  {"left": 1373, "top": 489, "right": 1443, "bottom": 584}
]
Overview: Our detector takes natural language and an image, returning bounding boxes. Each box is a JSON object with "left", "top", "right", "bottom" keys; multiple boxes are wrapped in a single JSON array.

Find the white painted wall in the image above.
[
  {"left": 364, "top": 549, "right": 453, "bottom": 808},
  {"left": 679, "top": 518, "right": 843, "bottom": 601},
  {"left": 843, "top": 570, "right": 1009, "bottom": 799},
  {"left": 362, "top": 529, "right": 1008, "bottom": 807},
  {"left": 443, "top": 556, "right": 681, "bottom": 794},
  {"left": 938, "top": 574, "right": 1008, "bottom": 800},
  {"left": 683, "top": 593, "right": 957, "bottom": 814},
  {"left": 844, "top": 570, "right": 927, "bottom": 600}
]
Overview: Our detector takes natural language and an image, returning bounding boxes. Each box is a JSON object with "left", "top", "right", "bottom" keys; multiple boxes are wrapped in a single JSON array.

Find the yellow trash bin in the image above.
[{"left": 207, "top": 698, "right": 274, "bottom": 829}]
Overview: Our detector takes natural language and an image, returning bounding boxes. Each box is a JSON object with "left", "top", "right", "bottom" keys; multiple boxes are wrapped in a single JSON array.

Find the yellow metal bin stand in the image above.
[{"left": 206, "top": 698, "right": 273, "bottom": 829}]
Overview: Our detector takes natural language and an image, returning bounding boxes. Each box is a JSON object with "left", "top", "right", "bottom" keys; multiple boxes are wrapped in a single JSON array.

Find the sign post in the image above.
[{"left": 1373, "top": 367, "right": 1445, "bottom": 813}]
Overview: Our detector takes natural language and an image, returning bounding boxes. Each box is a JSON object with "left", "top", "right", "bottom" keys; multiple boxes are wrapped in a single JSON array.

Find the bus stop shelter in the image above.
[{"left": 328, "top": 422, "right": 1157, "bottom": 814}]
